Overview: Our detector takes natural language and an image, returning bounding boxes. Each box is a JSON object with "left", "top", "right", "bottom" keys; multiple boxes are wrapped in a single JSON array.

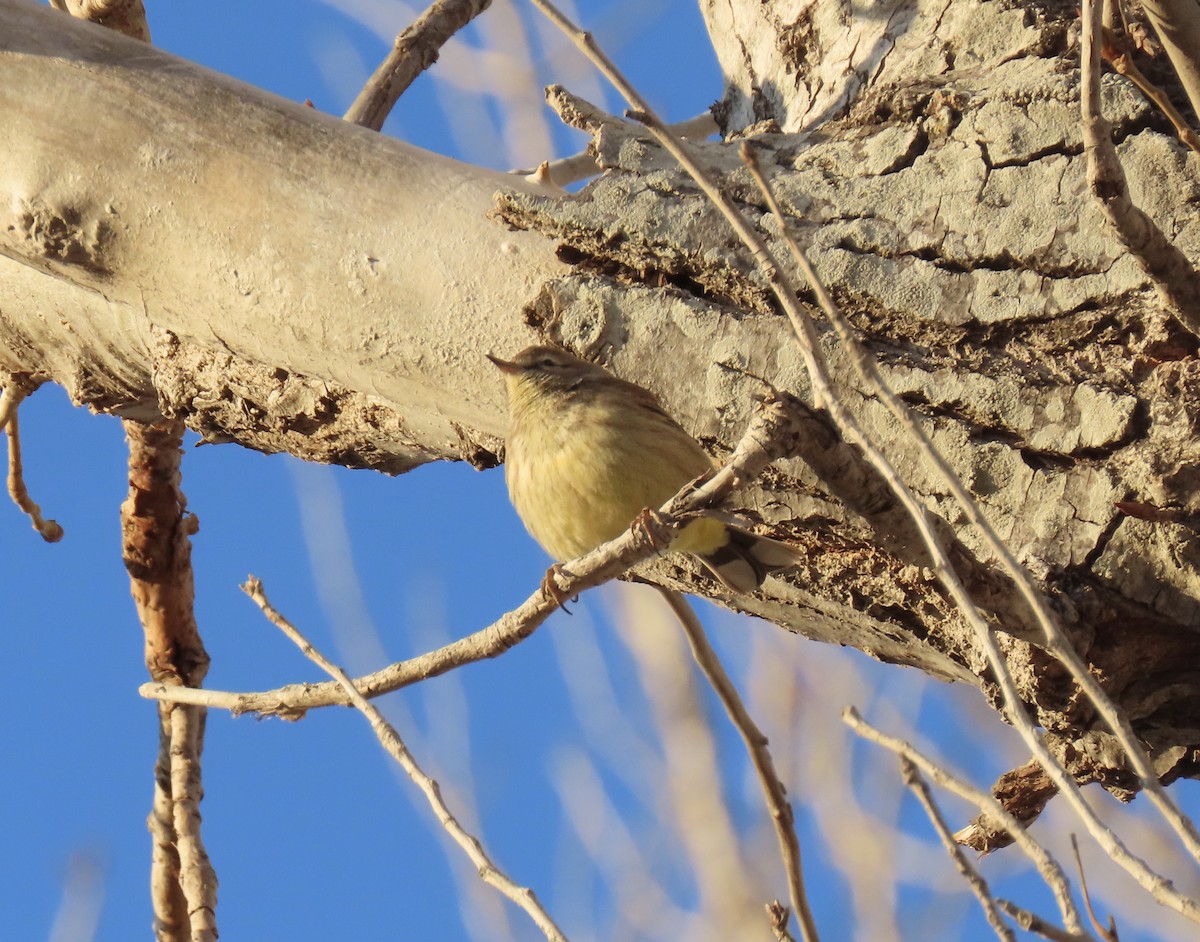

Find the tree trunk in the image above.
[{"left": 4, "top": 0, "right": 1199, "bottom": 798}]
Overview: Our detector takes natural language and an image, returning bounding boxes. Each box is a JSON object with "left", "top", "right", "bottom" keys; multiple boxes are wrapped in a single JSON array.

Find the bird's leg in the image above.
[
  {"left": 540, "top": 562, "right": 578, "bottom": 613},
  {"left": 632, "top": 507, "right": 672, "bottom": 554}
]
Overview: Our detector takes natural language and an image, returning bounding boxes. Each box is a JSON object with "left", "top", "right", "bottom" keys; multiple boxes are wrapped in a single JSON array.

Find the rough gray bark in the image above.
[{"left": 4, "top": 0, "right": 1200, "bottom": 806}]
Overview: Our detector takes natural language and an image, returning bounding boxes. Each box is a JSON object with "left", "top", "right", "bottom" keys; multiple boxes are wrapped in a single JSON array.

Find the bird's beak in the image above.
[{"left": 486, "top": 353, "right": 521, "bottom": 374}]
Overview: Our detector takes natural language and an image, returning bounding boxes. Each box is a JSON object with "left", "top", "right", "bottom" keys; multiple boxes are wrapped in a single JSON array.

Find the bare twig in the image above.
[
  {"left": 657, "top": 587, "right": 819, "bottom": 942},
  {"left": 1072, "top": 834, "right": 1121, "bottom": 941},
  {"left": 0, "top": 372, "right": 38, "bottom": 432},
  {"left": 899, "top": 758, "right": 1016, "bottom": 941},
  {"left": 344, "top": 0, "right": 493, "bottom": 131},
  {"left": 149, "top": 715, "right": 188, "bottom": 942},
  {"left": 996, "top": 900, "right": 1097, "bottom": 942},
  {"left": 766, "top": 900, "right": 798, "bottom": 942},
  {"left": 168, "top": 704, "right": 216, "bottom": 942},
  {"left": 240, "top": 576, "right": 570, "bottom": 942},
  {"left": 140, "top": 393, "right": 801, "bottom": 717},
  {"left": 1101, "top": 25, "right": 1200, "bottom": 155},
  {"left": 6, "top": 408, "right": 64, "bottom": 542},
  {"left": 1081, "top": 0, "right": 1200, "bottom": 333},
  {"left": 843, "top": 707, "right": 1086, "bottom": 935}
]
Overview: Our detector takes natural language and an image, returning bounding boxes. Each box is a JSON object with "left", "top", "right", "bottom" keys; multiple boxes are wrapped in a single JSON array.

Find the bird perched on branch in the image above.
[{"left": 488, "top": 345, "right": 799, "bottom": 593}]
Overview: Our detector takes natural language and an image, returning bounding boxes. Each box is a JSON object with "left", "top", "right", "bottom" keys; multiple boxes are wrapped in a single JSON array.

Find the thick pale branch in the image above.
[{"left": 0, "top": 0, "right": 563, "bottom": 469}]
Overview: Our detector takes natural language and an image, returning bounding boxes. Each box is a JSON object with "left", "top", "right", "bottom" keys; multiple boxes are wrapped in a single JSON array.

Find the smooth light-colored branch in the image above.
[
  {"left": 657, "top": 587, "right": 819, "bottom": 942},
  {"left": 140, "top": 393, "right": 800, "bottom": 716},
  {"left": 240, "top": 576, "right": 569, "bottom": 942},
  {"left": 1081, "top": 0, "right": 1200, "bottom": 333},
  {"left": 843, "top": 707, "right": 1086, "bottom": 936},
  {"left": 5, "top": 401, "right": 63, "bottom": 542},
  {"left": 344, "top": 0, "right": 492, "bottom": 131},
  {"left": 899, "top": 758, "right": 1016, "bottom": 941}
]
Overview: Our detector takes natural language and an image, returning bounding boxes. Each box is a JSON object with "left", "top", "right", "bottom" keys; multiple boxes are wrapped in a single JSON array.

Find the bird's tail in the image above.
[{"left": 696, "top": 529, "right": 803, "bottom": 594}]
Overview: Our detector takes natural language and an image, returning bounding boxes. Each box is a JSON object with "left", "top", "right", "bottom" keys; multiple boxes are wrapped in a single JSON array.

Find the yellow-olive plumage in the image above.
[{"left": 489, "top": 346, "right": 799, "bottom": 593}]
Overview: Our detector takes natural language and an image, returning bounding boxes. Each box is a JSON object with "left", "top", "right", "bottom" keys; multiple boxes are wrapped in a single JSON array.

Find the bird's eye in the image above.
[{"left": 540, "top": 357, "right": 556, "bottom": 368}]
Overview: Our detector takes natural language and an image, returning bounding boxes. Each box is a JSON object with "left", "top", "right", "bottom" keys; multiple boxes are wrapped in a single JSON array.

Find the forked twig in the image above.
[
  {"left": 657, "top": 587, "right": 818, "bottom": 942},
  {"left": 1100, "top": 24, "right": 1200, "bottom": 156},
  {"left": 900, "top": 758, "right": 1016, "bottom": 941},
  {"left": 241, "top": 576, "right": 570, "bottom": 942},
  {"left": 843, "top": 706, "right": 1086, "bottom": 936}
]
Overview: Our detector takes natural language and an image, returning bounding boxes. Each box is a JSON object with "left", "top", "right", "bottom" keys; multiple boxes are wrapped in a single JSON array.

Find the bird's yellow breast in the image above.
[{"left": 504, "top": 384, "right": 725, "bottom": 561}]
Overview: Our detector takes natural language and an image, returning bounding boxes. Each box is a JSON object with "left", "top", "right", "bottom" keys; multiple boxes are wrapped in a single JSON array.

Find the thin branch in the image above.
[
  {"left": 344, "top": 0, "right": 493, "bottom": 131},
  {"left": 766, "top": 900, "right": 798, "bottom": 942},
  {"left": 525, "top": 0, "right": 1200, "bottom": 921},
  {"left": 1081, "top": 0, "right": 1200, "bottom": 333},
  {"left": 899, "top": 758, "right": 1016, "bottom": 942},
  {"left": 149, "top": 709, "right": 188, "bottom": 942},
  {"left": 168, "top": 703, "right": 217, "bottom": 942},
  {"left": 1072, "top": 834, "right": 1121, "bottom": 941},
  {"left": 1101, "top": 25, "right": 1200, "bottom": 156},
  {"left": 996, "top": 900, "right": 1097, "bottom": 942},
  {"left": 140, "top": 392, "right": 801, "bottom": 717},
  {"left": 240, "top": 576, "right": 570, "bottom": 942},
  {"left": 843, "top": 707, "right": 1087, "bottom": 936},
  {"left": 656, "top": 587, "right": 819, "bottom": 942},
  {"left": 6, "top": 409, "right": 64, "bottom": 542}
]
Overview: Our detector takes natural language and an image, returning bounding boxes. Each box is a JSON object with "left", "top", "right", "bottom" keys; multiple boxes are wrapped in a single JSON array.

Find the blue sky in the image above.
[{"left": 7, "top": 2, "right": 1200, "bottom": 940}]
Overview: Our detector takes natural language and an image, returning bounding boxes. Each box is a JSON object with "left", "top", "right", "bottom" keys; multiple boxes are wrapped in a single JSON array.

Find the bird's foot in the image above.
[
  {"left": 541, "top": 562, "right": 578, "bottom": 613},
  {"left": 632, "top": 507, "right": 672, "bottom": 553}
]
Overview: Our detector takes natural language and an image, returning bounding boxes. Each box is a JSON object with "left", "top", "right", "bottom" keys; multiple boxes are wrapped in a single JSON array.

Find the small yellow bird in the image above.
[{"left": 488, "top": 345, "right": 799, "bottom": 593}]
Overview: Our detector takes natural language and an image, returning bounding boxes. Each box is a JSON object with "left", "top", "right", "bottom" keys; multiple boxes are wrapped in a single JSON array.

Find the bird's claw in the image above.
[
  {"left": 541, "top": 562, "right": 578, "bottom": 613},
  {"left": 632, "top": 507, "right": 671, "bottom": 552}
]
